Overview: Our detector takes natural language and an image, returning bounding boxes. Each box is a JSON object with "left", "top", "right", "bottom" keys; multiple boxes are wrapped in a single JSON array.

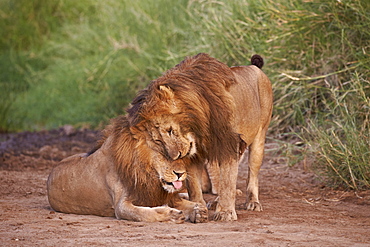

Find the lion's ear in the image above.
[
  {"left": 159, "top": 85, "right": 180, "bottom": 113},
  {"left": 159, "top": 85, "right": 174, "bottom": 100}
]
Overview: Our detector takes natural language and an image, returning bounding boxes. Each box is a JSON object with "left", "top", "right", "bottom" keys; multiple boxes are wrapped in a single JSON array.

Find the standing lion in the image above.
[{"left": 127, "top": 53, "right": 273, "bottom": 221}]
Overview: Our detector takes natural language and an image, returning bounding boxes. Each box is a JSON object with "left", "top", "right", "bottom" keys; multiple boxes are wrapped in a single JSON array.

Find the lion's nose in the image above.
[
  {"left": 173, "top": 171, "right": 185, "bottom": 179},
  {"left": 169, "top": 151, "right": 181, "bottom": 160},
  {"left": 176, "top": 152, "right": 182, "bottom": 160}
]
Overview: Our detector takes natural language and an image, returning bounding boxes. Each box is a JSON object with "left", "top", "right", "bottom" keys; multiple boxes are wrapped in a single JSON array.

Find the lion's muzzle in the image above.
[{"left": 161, "top": 170, "right": 186, "bottom": 193}]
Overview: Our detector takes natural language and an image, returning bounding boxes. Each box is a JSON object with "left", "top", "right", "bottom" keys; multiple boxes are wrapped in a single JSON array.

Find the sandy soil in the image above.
[{"left": 1, "top": 126, "right": 369, "bottom": 246}]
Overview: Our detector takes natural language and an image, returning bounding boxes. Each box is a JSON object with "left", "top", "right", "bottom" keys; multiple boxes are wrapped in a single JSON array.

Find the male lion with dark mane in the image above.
[
  {"left": 47, "top": 116, "right": 208, "bottom": 223},
  {"left": 127, "top": 53, "right": 273, "bottom": 221}
]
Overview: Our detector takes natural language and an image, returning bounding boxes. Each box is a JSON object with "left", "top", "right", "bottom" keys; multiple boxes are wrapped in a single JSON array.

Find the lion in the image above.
[
  {"left": 47, "top": 115, "right": 208, "bottom": 223},
  {"left": 127, "top": 53, "right": 273, "bottom": 221}
]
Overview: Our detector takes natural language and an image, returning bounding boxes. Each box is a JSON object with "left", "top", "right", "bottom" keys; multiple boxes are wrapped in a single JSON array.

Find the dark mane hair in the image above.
[{"left": 127, "top": 53, "right": 240, "bottom": 164}]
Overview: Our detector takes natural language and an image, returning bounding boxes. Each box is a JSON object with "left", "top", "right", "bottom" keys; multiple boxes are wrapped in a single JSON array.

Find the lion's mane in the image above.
[
  {"left": 127, "top": 53, "right": 241, "bottom": 165},
  {"left": 101, "top": 116, "right": 180, "bottom": 207}
]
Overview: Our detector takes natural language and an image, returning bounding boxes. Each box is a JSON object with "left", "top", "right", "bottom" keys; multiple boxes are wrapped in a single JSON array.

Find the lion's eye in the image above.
[{"left": 167, "top": 127, "right": 174, "bottom": 136}]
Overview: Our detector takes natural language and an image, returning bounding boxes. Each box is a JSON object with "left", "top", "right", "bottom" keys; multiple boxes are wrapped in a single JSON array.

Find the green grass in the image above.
[
  {"left": 306, "top": 72, "right": 370, "bottom": 189},
  {"left": 0, "top": 0, "right": 199, "bottom": 130},
  {"left": 1, "top": 0, "right": 369, "bottom": 189}
]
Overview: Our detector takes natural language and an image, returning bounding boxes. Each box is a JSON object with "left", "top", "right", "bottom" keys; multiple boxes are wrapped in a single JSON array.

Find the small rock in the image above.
[{"left": 62, "top": 125, "right": 76, "bottom": 136}]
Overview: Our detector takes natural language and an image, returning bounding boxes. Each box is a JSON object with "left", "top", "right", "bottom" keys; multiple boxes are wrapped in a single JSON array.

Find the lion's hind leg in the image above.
[
  {"left": 115, "top": 200, "right": 185, "bottom": 223},
  {"left": 245, "top": 127, "right": 267, "bottom": 212}
]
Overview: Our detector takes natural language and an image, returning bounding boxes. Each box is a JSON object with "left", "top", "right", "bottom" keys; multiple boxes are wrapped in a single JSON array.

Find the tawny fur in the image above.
[{"left": 47, "top": 116, "right": 208, "bottom": 223}]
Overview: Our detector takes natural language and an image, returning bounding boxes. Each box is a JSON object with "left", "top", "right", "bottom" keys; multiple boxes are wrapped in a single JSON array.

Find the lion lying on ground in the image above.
[
  {"left": 47, "top": 116, "right": 208, "bottom": 223},
  {"left": 127, "top": 53, "right": 273, "bottom": 221}
]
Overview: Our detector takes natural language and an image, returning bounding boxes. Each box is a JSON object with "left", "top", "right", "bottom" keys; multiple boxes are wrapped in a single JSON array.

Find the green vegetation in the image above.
[{"left": 1, "top": 0, "right": 369, "bottom": 189}]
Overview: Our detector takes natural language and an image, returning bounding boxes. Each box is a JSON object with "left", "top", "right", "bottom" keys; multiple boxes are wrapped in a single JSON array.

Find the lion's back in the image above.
[
  {"left": 47, "top": 151, "right": 116, "bottom": 217},
  {"left": 230, "top": 65, "right": 273, "bottom": 144}
]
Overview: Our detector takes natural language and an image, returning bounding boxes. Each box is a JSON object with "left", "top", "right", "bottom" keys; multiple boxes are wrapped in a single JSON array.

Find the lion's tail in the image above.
[{"left": 251, "top": 54, "right": 264, "bottom": 69}]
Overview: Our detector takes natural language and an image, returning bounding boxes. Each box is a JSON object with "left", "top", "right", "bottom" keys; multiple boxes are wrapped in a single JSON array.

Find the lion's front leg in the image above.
[
  {"left": 115, "top": 200, "right": 185, "bottom": 223},
  {"left": 213, "top": 158, "right": 238, "bottom": 221},
  {"left": 186, "top": 163, "right": 207, "bottom": 206},
  {"left": 174, "top": 198, "right": 208, "bottom": 223},
  {"left": 205, "top": 160, "right": 220, "bottom": 194}
]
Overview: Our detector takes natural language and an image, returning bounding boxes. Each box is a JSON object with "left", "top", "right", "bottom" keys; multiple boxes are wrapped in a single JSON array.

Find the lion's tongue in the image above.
[{"left": 172, "top": 181, "right": 183, "bottom": 189}]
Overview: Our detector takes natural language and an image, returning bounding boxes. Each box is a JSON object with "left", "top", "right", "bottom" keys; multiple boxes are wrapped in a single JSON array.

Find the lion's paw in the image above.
[
  {"left": 154, "top": 206, "right": 185, "bottom": 223},
  {"left": 245, "top": 201, "right": 263, "bottom": 211},
  {"left": 213, "top": 209, "right": 237, "bottom": 221},
  {"left": 189, "top": 204, "right": 208, "bottom": 223},
  {"left": 206, "top": 196, "right": 218, "bottom": 210}
]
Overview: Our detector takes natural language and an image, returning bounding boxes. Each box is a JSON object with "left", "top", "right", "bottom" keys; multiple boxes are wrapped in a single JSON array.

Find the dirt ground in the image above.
[{"left": 1, "top": 126, "right": 369, "bottom": 246}]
